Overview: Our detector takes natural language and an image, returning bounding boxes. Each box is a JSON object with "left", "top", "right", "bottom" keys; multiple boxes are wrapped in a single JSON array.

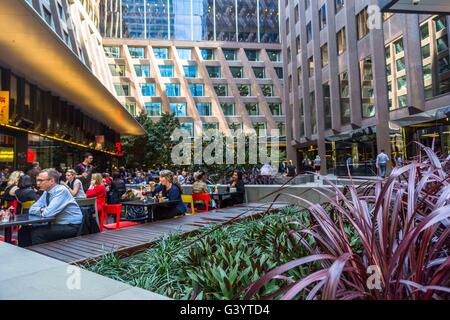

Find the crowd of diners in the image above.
[{"left": 0, "top": 153, "right": 246, "bottom": 247}]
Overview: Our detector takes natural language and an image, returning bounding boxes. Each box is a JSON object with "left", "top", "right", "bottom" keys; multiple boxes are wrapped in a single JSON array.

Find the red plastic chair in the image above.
[
  {"left": 192, "top": 193, "right": 210, "bottom": 213},
  {"left": 102, "top": 204, "right": 138, "bottom": 230}
]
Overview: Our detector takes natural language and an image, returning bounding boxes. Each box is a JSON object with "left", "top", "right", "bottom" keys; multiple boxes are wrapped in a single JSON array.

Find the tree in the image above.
[{"left": 121, "top": 113, "right": 180, "bottom": 168}]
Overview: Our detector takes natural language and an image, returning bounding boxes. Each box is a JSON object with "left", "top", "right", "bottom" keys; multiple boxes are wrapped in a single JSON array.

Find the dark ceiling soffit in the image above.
[{"left": 380, "top": 0, "right": 450, "bottom": 14}]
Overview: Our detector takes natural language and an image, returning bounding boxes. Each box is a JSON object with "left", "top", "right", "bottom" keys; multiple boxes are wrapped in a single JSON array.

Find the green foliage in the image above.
[
  {"left": 121, "top": 113, "right": 181, "bottom": 168},
  {"left": 88, "top": 207, "right": 314, "bottom": 300}
]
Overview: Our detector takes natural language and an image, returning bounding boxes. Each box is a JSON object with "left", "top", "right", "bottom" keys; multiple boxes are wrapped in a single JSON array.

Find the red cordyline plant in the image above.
[{"left": 244, "top": 143, "right": 450, "bottom": 300}]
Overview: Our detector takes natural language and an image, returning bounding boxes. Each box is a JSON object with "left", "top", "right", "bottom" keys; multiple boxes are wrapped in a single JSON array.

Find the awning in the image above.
[
  {"left": 379, "top": 0, "right": 450, "bottom": 14},
  {"left": 390, "top": 106, "right": 450, "bottom": 127},
  {"left": 325, "top": 124, "right": 401, "bottom": 142},
  {"left": 0, "top": 0, "right": 145, "bottom": 136}
]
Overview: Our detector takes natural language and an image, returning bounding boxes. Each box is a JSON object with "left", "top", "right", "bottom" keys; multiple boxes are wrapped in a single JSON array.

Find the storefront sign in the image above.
[
  {"left": 95, "top": 135, "right": 104, "bottom": 150},
  {"left": 0, "top": 147, "right": 14, "bottom": 162},
  {"left": 0, "top": 91, "right": 9, "bottom": 125}
]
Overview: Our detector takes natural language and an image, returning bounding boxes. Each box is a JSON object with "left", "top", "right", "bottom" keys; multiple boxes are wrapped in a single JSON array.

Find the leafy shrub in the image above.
[{"left": 243, "top": 144, "right": 450, "bottom": 300}]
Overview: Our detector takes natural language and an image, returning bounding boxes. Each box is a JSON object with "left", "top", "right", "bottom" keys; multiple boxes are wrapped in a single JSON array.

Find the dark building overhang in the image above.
[
  {"left": 379, "top": 0, "right": 450, "bottom": 15},
  {"left": 0, "top": 0, "right": 145, "bottom": 137}
]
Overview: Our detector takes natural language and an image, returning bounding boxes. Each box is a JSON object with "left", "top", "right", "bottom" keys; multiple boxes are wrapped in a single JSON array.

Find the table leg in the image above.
[{"left": 4, "top": 226, "right": 12, "bottom": 243}]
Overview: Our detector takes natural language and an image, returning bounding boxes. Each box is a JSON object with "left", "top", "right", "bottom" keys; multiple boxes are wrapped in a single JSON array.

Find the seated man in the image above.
[{"left": 25, "top": 169, "right": 83, "bottom": 246}]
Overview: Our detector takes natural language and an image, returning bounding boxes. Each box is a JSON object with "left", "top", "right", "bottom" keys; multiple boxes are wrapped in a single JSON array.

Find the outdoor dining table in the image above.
[
  {"left": 0, "top": 214, "right": 56, "bottom": 244},
  {"left": 121, "top": 199, "right": 180, "bottom": 222},
  {"left": 210, "top": 191, "right": 242, "bottom": 208}
]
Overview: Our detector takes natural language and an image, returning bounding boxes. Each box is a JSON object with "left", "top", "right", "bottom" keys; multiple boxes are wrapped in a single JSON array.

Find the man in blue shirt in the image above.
[
  {"left": 376, "top": 150, "right": 390, "bottom": 179},
  {"left": 28, "top": 168, "right": 83, "bottom": 245}
]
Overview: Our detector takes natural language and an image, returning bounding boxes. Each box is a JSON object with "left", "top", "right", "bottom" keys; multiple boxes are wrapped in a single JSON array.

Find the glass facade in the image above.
[
  {"left": 100, "top": 0, "right": 280, "bottom": 43},
  {"left": 170, "top": 102, "right": 187, "bottom": 116},
  {"left": 145, "top": 102, "right": 162, "bottom": 116}
]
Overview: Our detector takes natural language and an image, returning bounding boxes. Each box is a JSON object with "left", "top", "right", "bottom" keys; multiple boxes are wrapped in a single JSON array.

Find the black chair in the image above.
[{"left": 76, "top": 198, "right": 100, "bottom": 236}]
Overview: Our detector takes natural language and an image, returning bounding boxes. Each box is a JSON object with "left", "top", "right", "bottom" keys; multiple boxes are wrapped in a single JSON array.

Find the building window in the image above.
[
  {"left": 310, "top": 91, "right": 317, "bottom": 134},
  {"left": 269, "top": 103, "right": 282, "bottom": 116},
  {"left": 253, "top": 122, "right": 266, "bottom": 135},
  {"left": 319, "top": 4, "right": 327, "bottom": 30},
  {"left": 63, "top": 32, "right": 71, "bottom": 48},
  {"left": 286, "top": 18, "right": 290, "bottom": 35},
  {"left": 287, "top": 47, "right": 291, "bottom": 64},
  {"left": 207, "top": 66, "right": 221, "bottom": 78},
  {"left": 238, "top": 84, "right": 251, "bottom": 96},
  {"left": 337, "top": 28, "right": 347, "bottom": 55},
  {"left": 43, "top": 7, "right": 53, "bottom": 28},
  {"left": 135, "top": 65, "right": 150, "bottom": 77},
  {"left": 177, "top": 48, "right": 192, "bottom": 60},
  {"left": 274, "top": 67, "right": 283, "bottom": 79},
  {"left": 221, "top": 103, "right": 236, "bottom": 116},
  {"left": 203, "top": 123, "right": 218, "bottom": 131},
  {"left": 294, "top": 5, "right": 299, "bottom": 23},
  {"left": 434, "top": 16, "right": 447, "bottom": 33},
  {"left": 170, "top": 103, "right": 187, "bottom": 117},
  {"left": 114, "top": 83, "right": 130, "bottom": 96},
  {"left": 159, "top": 65, "right": 174, "bottom": 77},
  {"left": 223, "top": 49, "right": 237, "bottom": 61},
  {"left": 339, "top": 72, "right": 350, "bottom": 124},
  {"left": 58, "top": 3, "right": 65, "bottom": 22},
  {"left": 109, "top": 64, "right": 125, "bottom": 77},
  {"left": 321, "top": 44, "right": 329, "bottom": 67},
  {"left": 230, "top": 67, "right": 244, "bottom": 78},
  {"left": 308, "top": 56, "right": 314, "bottom": 77},
  {"left": 335, "top": 0, "right": 345, "bottom": 13},
  {"left": 196, "top": 103, "right": 212, "bottom": 116},
  {"left": 323, "top": 83, "right": 332, "bottom": 130},
  {"left": 245, "top": 50, "right": 259, "bottom": 61},
  {"left": 166, "top": 84, "right": 180, "bottom": 96},
  {"left": 214, "top": 84, "right": 228, "bottom": 96},
  {"left": 145, "top": 102, "right": 162, "bottom": 116},
  {"left": 253, "top": 67, "right": 265, "bottom": 79},
  {"left": 437, "top": 37, "right": 449, "bottom": 54},
  {"left": 420, "top": 23, "right": 430, "bottom": 41},
  {"left": 306, "top": 22, "right": 312, "bottom": 43},
  {"left": 305, "top": 0, "right": 310, "bottom": 10},
  {"left": 260, "top": 84, "right": 274, "bottom": 97},
  {"left": 246, "top": 103, "right": 260, "bottom": 116},
  {"left": 201, "top": 49, "right": 214, "bottom": 60},
  {"left": 183, "top": 66, "right": 197, "bottom": 78},
  {"left": 422, "top": 44, "right": 431, "bottom": 60},
  {"left": 153, "top": 47, "right": 169, "bottom": 59},
  {"left": 229, "top": 122, "right": 242, "bottom": 130},
  {"left": 104, "top": 46, "right": 121, "bottom": 58},
  {"left": 125, "top": 103, "right": 136, "bottom": 116},
  {"left": 266, "top": 50, "right": 282, "bottom": 62},
  {"left": 129, "top": 47, "right": 145, "bottom": 59},
  {"left": 297, "top": 67, "right": 302, "bottom": 85},
  {"left": 189, "top": 84, "right": 204, "bottom": 97},
  {"left": 394, "top": 38, "right": 404, "bottom": 54},
  {"left": 140, "top": 83, "right": 156, "bottom": 96},
  {"left": 356, "top": 7, "right": 369, "bottom": 40},
  {"left": 296, "top": 36, "right": 301, "bottom": 54},
  {"left": 360, "top": 56, "right": 375, "bottom": 118},
  {"left": 180, "top": 122, "right": 193, "bottom": 136}
]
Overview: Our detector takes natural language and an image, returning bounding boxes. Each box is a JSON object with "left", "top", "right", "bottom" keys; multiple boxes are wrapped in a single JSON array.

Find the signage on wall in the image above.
[
  {"left": 95, "top": 135, "right": 104, "bottom": 150},
  {"left": 0, "top": 147, "right": 14, "bottom": 162},
  {"left": 0, "top": 91, "right": 9, "bottom": 125}
]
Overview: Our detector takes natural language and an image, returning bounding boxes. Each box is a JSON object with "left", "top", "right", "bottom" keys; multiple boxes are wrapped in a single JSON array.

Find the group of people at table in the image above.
[{"left": 1, "top": 154, "right": 246, "bottom": 247}]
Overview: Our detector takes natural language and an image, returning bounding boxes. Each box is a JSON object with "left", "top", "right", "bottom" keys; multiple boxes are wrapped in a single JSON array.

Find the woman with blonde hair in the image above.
[
  {"left": 86, "top": 173, "right": 107, "bottom": 215},
  {"left": 2, "top": 170, "right": 23, "bottom": 202},
  {"left": 150, "top": 170, "right": 186, "bottom": 220},
  {"left": 61, "top": 169, "right": 86, "bottom": 198}
]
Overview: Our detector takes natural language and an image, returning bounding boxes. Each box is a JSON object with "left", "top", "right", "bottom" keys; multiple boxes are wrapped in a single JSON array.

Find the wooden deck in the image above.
[{"left": 26, "top": 202, "right": 288, "bottom": 265}]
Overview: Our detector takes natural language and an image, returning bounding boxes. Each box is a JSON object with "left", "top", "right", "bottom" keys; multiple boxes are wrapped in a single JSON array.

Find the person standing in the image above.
[
  {"left": 376, "top": 149, "right": 390, "bottom": 178},
  {"left": 396, "top": 155, "right": 404, "bottom": 168},
  {"left": 286, "top": 160, "right": 297, "bottom": 178},
  {"left": 302, "top": 157, "right": 310, "bottom": 173},
  {"left": 346, "top": 155, "right": 354, "bottom": 175},
  {"left": 314, "top": 155, "right": 321, "bottom": 178},
  {"left": 75, "top": 152, "right": 94, "bottom": 191}
]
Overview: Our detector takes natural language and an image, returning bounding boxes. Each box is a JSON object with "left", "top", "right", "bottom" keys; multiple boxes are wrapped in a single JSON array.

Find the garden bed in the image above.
[{"left": 87, "top": 206, "right": 320, "bottom": 300}]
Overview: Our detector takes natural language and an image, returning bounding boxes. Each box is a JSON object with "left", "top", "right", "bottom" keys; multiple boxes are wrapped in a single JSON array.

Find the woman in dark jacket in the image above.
[
  {"left": 15, "top": 175, "right": 38, "bottom": 214},
  {"left": 109, "top": 172, "right": 126, "bottom": 204},
  {"left": 222, "top": 170, "right": 246, "bottom": 207},
  {"left": 150, "top": 170, "right": 186, "bottom": 220}
]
